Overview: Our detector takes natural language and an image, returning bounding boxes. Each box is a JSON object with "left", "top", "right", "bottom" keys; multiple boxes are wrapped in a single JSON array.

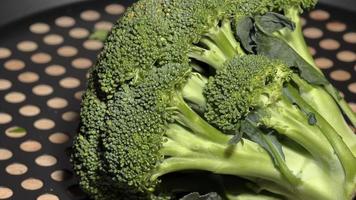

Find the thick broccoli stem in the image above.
[
  {"left": 156, "top": 125, "right": 299, "bottom": 198},
  {"left": 285, "top": 84, "right": 356, "bottom": 197},
  {"left": 156, "top": 123, "right": 342, "bottom": 200},
  {"left": 261, "top": 96, "right": 341, "bottom": 169},
  {"left": 261, "top": 131, "right": 300, "bottom": 186},
  {"left": 189, "top": 45, "right": 227, "bottom": 69},
  {"left": 278, "top": 7, "right": 356, "bottom": 127},
  {"left": 173, "top": 95, "right": 229, "bottom": 144},
  {"left": 158, "top": 92, "right": 291, "bottom": 189},
  {"left": 204, "top": 19, "right": 244, "bottom": 59},
  {"left": 244, "top": 118, "right": 301, "bottom": 186},
  {"left": 292, "top": 75, "right": 356, "bottom": 155},
  {"left": 182, "top": 73, "right": 208, "bottom": 109},
  {"left": 160, "top": 94, "right": 342, "bottom": 200},
  {"left": 189, "top": 19, "right": 245, "bottom": 69}
]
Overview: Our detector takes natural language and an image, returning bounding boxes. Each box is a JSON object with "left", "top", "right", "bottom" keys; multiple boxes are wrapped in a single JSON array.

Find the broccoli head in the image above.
[{"left": 71, "top": 0, "right": 356, "bottom": 199}]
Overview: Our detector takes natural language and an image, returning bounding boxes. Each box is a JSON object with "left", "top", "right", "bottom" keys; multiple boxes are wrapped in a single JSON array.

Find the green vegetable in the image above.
[
  {"left": 71, "top": 0, "right": 356, "bottom": 199},
  {"left": 89, "top": 29, "right": 109, "bottom": 42},
  {"left": 8, "top": 127, "right": 26, "bottom": 133}
]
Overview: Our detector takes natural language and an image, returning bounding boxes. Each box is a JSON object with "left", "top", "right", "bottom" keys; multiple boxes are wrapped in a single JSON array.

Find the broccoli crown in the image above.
[
  {"left": 71, "top": 80, "right": 119, "bottom": 200},
  {"left": 204, "top": 55, "right": 291, "bottom": 131},
  {"left": 103, "top": 63, "right": 192, "bottom": 194},
  {"left": 73, "top": 64, "right": 192, "bottom": 199},
  {"left": 94, "top": 0, "right": 316, "bottom": 96}
]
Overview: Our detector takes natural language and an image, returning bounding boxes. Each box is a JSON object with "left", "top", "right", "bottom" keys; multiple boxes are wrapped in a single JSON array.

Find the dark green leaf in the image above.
[
  {"left": 240, "top": 118, "right": 285, "bottom": 163},
  {"left": 283, "top": 85, "right": 318, "bottom": 126},
  {"left": 267, "top": 133, "right": 285, "bottom": 160},
  {"left": 255, "top": 12, "right": 295, "bottom": 34},
  {"left": 228, "top": 131, "right": 244, "bottom": 145},
  {"left": 240, "top": 120, "right": 268, "bottom": 152},
  {"left": 180, "top": 192, "right": 222, "bottom": 200},
  {"left": 254, "top": 32, "right": 328, "bottom": 85},
  {"left": 235, "top": 16, "right": 255, "bottom": 53},
  {"left": 237, "top": 12, "right": 328, "bottom": 86}
]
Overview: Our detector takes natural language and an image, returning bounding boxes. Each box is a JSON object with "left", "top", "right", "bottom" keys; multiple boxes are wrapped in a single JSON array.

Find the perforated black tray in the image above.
[{"left": 0, "top": 1, "right": 355, "bottom": 200}]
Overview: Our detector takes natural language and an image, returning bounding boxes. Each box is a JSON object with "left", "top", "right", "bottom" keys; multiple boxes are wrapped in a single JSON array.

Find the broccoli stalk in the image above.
[
  {"left": 143, "top": 70, "right": 340, "bottom": 199},
  {"left": 235, "top": 9, "right": 356, "bottom": 155},
  {"left": 277, "top": 8, "right": 356, "bottom": 153},
  {"left": 189, "top": 18, "right": 245, "bottom": 69},
  {"left": 204, "top": 55, "right": 356, "bottom": 200},
  {"left": 270, "top": 7, "right": 356, "bottom": 128}
]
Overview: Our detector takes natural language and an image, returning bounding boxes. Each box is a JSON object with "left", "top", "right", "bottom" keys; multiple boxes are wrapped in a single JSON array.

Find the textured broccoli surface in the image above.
[{"left": 71, "top": 0, "right": 356, "bottom": 199}]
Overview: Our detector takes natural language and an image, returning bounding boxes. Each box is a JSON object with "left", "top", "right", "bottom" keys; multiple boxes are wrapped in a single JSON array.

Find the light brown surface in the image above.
[
  {"left": 0, "top": 47, "right": 11, "bottom": 59},
  {"left": 62, "top": 111, "right": 79, "bottom": 122},
  {"left": 303, "top": 27, "right": 323, "bottom": 39},
  {"left": 45, "top": 65, "right": 66, "bottom": 76},
  {"left": 5, "top": 163, "right": 28, "bottom": 175},
  {"left": 21, "top": 178, "right": 43, "bottom": 190},
  {"left": 4, "top": 92, "right": 26, "bottom": 103},
  {"left": 315, "top": 57, "right": 334, "bottom": 69},
  {"left": 80, "top": 10, "right": 100, "bottom": 21},
  {"left": 309, "top": 9, "right": 330, "bottom": 21},
  {"left": 105, "top": 4, "right": 125, "bottom": 15},
  {"left": 34, "top": 119, "right": 55, "bottom": 130},
  {"left": 29, "top": 23, "right": 50, "bottom": 34},
  {"left": 32, "top": 84, "right": 54, "bottom": 96},
  {"left": 19, "top": 105, "right": 41, "bottom": 117},
  {"left": 343, "top": 32, "right": 356, "bottom": 44},
  {"left": 18, "top": 72, "right": 39, "bottom": 83},
  {"left": 20, "top": 140, "right": 42, "bottom": 152},
  {"left": 0, "top": 187, "right": 13, "bottom": 199},
  {"left": 0, "top": 79, "right": 12, "bottom": 90},
  {"left": 330, "top": 70, "right": 351, "bottom": 81},
  {"left": 59, "top": 77, "right": 80, "bottom": 89},
  {"left": 4, "top": 59, "right": 25, "bottom": 71},
  {"left": 17, "top": 41, "right": 38, "bottom": 52},
  {"left": 69, "top": 27, "right": 89, "bottom": 39},
  {"left": 35, "top": 155, "right": 57, "bottom": 167},
  {"left": 83, "top": 39, "right": 103, "bottom": 50},
  {"left": 95, "top": 21, "right": 113, "bottom": 31},
  {"left": 48, "top": 133, "right": 69, "bottom": 144},
  {"left": 319, "top": 39, "right": 340, "bottom": 50},
  {"left": 348, "top": 83, "right": 356, "bottom": 94},
  {"left": 337, "top": 51, "right": 356, "bottom": 62},
  {"left": 37, "top": 194, "right": 59, "bottom": 200},
  {"left": 31, "top": 53, "right": 52, "bottom": 64},
  {"left": 0, "top": 149, "right": 13, "bottom": 160},
  {"left": 55, "top": 16, "right": 75, "bottom": 28},
  {"left": 0, "top": 113, "right": 12, "bottom": 124},
  {"left": 51, "top": 170, "right": 72, "bottom": 182},
  {"left": 326, "top": 21, "right": 347, "bottom": 32},
  {"left": 47, "top": 98, "right": 68, "bottom": 109},
  {"left": 43, "top": 34, "right": 64, "bottom": 45},
  {"left": 74, "top": 91, "right": 84, "bottom": 100},
  {"left": 57, "top": 46, "right": 78, "bottom": 57},
  {"left": 71, "top": 58, "right": 92, "bottom": 69}
]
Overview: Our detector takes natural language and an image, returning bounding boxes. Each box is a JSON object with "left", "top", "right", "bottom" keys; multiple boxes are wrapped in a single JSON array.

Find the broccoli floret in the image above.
[
  {"left": 94, "top": 0, "right": 317, "bottom": 96},
  {"left": 204, "top": 55, "right": 356, "bottom": 199},
  {"left": 101, "top": 64, "right": 287, "bottom": 198},
  {"left": 235, "top": 10, "right": 356, "bottom": 153},
  {"left": 235, "top": 3, "right": 356, "bottom": 128}
]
